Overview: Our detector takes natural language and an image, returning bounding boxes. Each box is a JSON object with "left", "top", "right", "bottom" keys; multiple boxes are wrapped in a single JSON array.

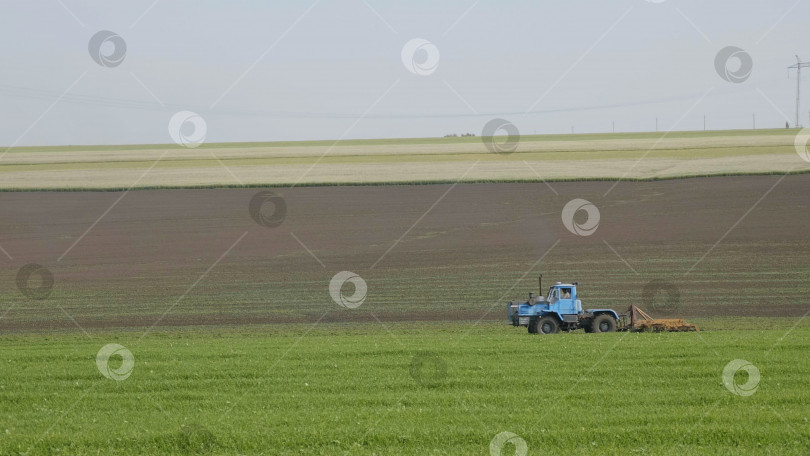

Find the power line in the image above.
[{"left": 0, "top": 82, "right": 763, "bottom": 120}]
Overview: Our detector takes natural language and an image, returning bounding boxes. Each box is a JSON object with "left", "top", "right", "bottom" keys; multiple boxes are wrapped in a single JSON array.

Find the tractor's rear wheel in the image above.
[
  {"left": 537, "top": 316, "right": 559, "bottom": 335},
  {"left": 591, "top": 314, "right": 617, "bottom": 333},
  {"left": 528, "top": 318, "right": 538, "bottom": 334}
]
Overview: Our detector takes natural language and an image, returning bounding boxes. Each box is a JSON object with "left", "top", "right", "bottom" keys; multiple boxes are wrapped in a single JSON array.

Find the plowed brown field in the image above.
[{"left": 1, "top": 174, "right": 808, "bottom": 331}]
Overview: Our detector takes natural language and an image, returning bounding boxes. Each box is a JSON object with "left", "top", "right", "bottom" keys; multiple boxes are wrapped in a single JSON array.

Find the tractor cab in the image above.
[{"left": 545, "top": 282, "right": 582, "bottom": 316}]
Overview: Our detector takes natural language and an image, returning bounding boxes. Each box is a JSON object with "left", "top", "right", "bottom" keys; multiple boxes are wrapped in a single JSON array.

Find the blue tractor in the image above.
[{"left": 507, "top": 276, "right": 621, "bottom": 334}]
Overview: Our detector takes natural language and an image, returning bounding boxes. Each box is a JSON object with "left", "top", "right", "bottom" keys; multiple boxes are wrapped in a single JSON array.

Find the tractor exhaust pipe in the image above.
[{"left": 538, "top": 274, "right": 542, "bottom": 295}]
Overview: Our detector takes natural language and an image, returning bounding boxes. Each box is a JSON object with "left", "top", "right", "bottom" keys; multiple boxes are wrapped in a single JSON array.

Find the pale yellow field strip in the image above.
[
  {"left": 1, "top": 130, "right": 807, "bottom": 189},
  {"left": 0, "top": 133, "right": 797, "bottom": 165},
  {"left": 0, "top": 153, "right": 806, "bottom": 189}
]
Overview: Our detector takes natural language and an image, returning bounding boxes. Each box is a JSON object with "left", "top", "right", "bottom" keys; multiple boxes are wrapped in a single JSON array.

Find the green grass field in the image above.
[{"left": 2, "top": 320, "right": 808, "bottom": 455}]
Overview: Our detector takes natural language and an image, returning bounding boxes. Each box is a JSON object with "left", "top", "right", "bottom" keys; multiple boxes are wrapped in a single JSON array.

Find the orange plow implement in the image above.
[{"left": 624, "top": 305, "right": 699, "bottom": 332}]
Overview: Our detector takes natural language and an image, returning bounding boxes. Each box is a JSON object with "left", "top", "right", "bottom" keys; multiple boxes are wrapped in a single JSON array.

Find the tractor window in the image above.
[
  {"left": 561, "top": 287, "right": 572, "bottom": 299},
  {"left": 548, "top": 288, "right": 559, "bottom": 303}
]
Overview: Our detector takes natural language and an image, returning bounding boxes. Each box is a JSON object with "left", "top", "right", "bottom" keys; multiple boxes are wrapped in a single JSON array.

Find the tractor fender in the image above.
[
  {"left": 539, "top": 310, "right": 564, "bottom": 322},
  {"left": 587, "top": 309, "right": 620, "bottom": 321}
]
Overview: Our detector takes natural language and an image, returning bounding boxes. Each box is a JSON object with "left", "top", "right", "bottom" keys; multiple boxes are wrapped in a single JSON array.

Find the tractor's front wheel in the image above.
[
  {"left": 537, "top": 316, "right": 559, "bottom": 335},
  {"left": 591, "top": 314, "right": 617, "bottom": 333}
]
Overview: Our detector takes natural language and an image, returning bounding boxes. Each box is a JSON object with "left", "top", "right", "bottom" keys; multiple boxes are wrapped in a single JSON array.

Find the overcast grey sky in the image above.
[{"left": 1, "top": 0, "right": 809, "bottom": 146}]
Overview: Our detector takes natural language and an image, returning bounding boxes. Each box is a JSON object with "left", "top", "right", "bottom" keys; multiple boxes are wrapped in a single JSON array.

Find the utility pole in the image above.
[
  {"left": 612, "top": 121, "right": 615, "bottom": 133},
  {"left": 753, "top": 113, "right": 756, "bottom": 130},
  {"left": 655, "top": 117, "right": 658, "bottom": 132},
  {"left": 703, "top": 115, "right": 706, "bottom": 131},
  {"left": 788, "top": 55, "right": 810, "bottom": 128}
]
